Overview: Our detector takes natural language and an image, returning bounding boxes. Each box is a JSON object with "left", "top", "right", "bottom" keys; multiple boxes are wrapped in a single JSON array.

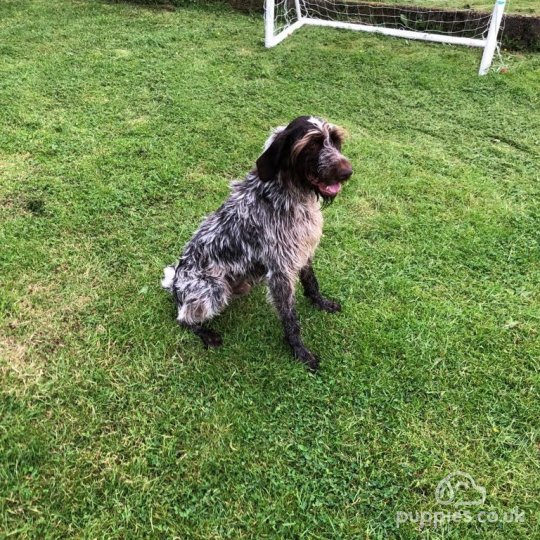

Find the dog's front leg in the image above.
[
  {"left": 300, "top": 262, "right": 341, "bottom": 313},
  {"left": 268, "top": 271, "right": 319, "bottom": 372}
]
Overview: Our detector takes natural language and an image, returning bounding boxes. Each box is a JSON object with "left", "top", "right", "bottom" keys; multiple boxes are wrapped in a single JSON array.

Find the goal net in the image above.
[{"left": 265, "top": 0, "right": 507, "bottom": 74}]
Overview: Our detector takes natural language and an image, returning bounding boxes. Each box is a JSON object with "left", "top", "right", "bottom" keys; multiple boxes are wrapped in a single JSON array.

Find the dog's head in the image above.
[{"left": 256, "top": 116, "right": 353, "bottom": 199}]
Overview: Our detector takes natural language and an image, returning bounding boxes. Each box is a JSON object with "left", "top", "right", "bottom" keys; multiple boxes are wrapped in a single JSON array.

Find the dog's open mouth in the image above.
[{"left": 312, "top": 180, "right": 342, "bottom": 198}]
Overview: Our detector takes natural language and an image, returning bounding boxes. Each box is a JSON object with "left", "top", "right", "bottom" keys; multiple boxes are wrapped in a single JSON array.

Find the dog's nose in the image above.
[{"left": 338, "top": 165, "right": 353, "bottom": 181}]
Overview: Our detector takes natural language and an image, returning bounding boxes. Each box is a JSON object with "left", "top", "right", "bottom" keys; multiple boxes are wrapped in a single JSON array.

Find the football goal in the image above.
[{"left": 264, "top": 0, "right": 507, "bottom": 75}]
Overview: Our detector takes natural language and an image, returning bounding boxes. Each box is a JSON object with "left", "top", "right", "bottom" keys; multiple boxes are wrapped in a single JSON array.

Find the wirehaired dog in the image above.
[{"left": 162, "top": 116, "right": 353, "bottom": 371}]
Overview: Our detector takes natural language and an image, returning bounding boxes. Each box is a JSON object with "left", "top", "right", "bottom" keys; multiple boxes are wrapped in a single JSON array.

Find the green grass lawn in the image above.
[{"left": 1, "top": 0, "right": 540, "bottom": 537}]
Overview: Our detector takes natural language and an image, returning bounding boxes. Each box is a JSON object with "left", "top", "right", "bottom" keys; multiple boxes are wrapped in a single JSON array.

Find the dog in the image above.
[{"left": 162, "top": 116, "right": 353, "bottom": 371}]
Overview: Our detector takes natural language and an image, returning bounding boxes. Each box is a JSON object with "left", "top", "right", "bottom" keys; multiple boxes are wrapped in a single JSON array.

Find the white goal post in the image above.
[{"left": 265, "top": 0, "right": 506, "bottom": 75}]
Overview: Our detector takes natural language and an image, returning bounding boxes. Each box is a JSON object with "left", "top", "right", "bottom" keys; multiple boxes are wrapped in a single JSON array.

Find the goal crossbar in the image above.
[{"left": 265, "top": 0, "right": 506, "bottom": 75}]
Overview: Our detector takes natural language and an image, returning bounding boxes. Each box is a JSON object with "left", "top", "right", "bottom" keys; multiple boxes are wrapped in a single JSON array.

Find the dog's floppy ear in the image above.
[{"left": 256, "top": 126, "right": 288, "bottom": 182}]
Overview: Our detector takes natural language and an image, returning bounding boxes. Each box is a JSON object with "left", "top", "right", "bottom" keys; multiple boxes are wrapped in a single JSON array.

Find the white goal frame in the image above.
[{"left": 265, "top": 0, "right": 506, "bottom": 75}]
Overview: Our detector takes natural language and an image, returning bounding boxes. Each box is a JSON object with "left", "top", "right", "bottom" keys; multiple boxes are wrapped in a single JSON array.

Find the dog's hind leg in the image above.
[{"left": 174, "top": 275, "right": 229, "bottom": 348}]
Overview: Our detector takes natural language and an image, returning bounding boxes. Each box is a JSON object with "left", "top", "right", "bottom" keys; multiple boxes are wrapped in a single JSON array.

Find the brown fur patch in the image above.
[
  {"left": 330, "top": 126, "right": 347, "bottom": 145},
  {"left": 291, "top": 129, "right": 322, "bottom": 160}
]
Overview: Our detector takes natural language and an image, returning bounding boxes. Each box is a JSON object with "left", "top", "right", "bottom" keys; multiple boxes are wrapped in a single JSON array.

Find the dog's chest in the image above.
[{"left": 284, "top": 199, "right": 323, "bottom": 270}]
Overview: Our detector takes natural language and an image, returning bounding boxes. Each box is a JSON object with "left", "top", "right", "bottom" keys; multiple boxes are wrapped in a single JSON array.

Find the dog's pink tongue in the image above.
[{"left": 324, "top": 183, "right": 342, "bottom": 196}]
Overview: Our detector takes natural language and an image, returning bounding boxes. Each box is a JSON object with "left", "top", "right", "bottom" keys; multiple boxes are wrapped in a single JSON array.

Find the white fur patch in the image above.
[
  {"left": 161, "top": 265, "right": 176, "bottom": 291},
  {"left": 308, "top": 116, "right": 325, "bottom": 130}
]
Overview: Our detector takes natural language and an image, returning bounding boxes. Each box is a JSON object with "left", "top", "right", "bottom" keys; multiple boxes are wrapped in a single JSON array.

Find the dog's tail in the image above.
[{"left": 161, "top": 264, "right": 177, "bottom": 293}]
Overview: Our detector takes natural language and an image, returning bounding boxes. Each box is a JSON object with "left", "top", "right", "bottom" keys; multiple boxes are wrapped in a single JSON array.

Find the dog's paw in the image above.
[
  {"left": 294, "top": 347, "right": 320, "bottom": 372},
  {"left": 317, "top": 298, "right": 341, "bottom": 313},
  {"left": 200, "top": 329, "right": 223, "bottom": 348}
]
